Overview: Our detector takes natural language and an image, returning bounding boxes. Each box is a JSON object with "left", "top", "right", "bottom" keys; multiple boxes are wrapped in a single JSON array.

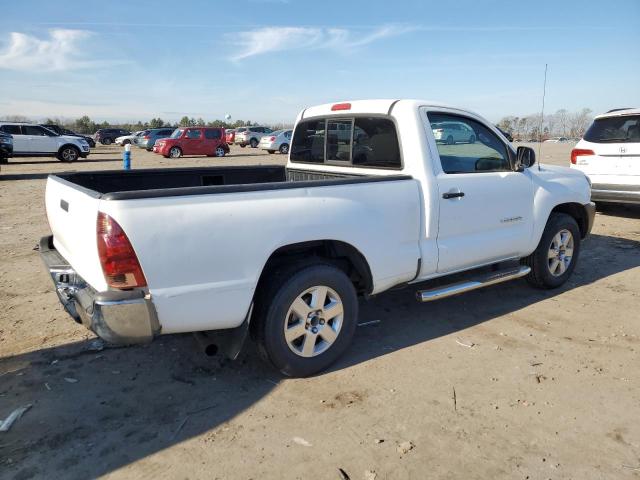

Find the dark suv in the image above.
[
  {"left": 95, "top": 128, "right": 131, "bottom": 145},
  {"left": 42, "top": 124, "right": 96, "bottom": 148},
  {"left": 0, "top": 131, "right": 12, "bottom": 164}
]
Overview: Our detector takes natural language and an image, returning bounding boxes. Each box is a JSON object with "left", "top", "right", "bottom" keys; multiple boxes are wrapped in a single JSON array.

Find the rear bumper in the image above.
[
  {"left": 591, "top": 183, "right": 640, "bottom": 205},
  {"left": 39, "top": 235, "right": 159, "bottom": 345}
]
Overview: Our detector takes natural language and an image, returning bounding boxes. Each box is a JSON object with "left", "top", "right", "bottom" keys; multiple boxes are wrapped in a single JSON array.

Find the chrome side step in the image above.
[{"left": 416, "top": 265, "right": 531, "bottom": 302}]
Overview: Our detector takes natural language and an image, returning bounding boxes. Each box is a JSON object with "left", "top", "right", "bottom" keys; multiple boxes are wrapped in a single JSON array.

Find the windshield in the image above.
[
  {"left": 170, "top": 129, "right": 184, "bottom": 139},
  {"left": 584, "top": 115, "right": 640, "bottom": 143},
  {"left": 236, "top": 127, "right": 247, "bottom": 133}
]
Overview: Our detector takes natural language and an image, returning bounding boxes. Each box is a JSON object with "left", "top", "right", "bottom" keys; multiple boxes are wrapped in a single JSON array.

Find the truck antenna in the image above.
[{"left": 538, "top": 63, "right": 548, "bottom": 171}]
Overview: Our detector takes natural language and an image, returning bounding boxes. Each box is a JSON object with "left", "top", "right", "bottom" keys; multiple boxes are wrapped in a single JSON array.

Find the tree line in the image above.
[
  {"left": 0, "top": 115, "right": 292, "bottom": 135},
  {"left": 497, "top": 108, "right": 593, "bottom": 140}
]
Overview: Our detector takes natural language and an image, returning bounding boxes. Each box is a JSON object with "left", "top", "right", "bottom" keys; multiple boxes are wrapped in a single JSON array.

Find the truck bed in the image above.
[{"left": 52, "top": 166, "right": 409, "bottom": 201}]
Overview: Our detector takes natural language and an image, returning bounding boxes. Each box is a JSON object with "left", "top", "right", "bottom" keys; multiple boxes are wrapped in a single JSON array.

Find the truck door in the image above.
[{"left": 422, "top": 110, "right": 535, "bottom": 273}]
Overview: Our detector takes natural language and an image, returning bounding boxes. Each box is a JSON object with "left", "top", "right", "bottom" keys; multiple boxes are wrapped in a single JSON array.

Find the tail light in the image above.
[
  {"left": 97, "top": 212, "right": 147, "bottom": 289},
  {"left": 571, "top": 148, "right": 594, "bottom": 164},
  {"left": 269, "top": 136, "right": 276, "bottom": 141},
  {"left": 143, "top": 135, "right": 150, "bottom": 140}
]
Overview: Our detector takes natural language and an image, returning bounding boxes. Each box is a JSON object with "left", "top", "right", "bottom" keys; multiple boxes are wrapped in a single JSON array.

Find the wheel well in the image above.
[
  {"left": 58, "top": 144, "right": 79, "bottom": 154},
  {"left": 257, "top": 240, "right": 373, "bottom": 296},
  {"left": 551, "top": 203, "right": 589, "bottom": 238}
]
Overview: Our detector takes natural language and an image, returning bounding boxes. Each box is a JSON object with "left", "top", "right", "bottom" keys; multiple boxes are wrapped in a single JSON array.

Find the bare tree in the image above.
[{"left": 555, "top": 109, "right": 569, "bottom": 137}]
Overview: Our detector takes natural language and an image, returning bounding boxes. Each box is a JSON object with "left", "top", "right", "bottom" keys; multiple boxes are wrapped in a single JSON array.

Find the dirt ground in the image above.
[{"left": 1, "top": 143, "right": 639, "bottom": 480}]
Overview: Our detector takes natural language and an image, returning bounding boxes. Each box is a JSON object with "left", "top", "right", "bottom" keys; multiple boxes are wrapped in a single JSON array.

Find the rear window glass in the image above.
[
  {"left": 205, "top": 129, "right": 221, "bottom": 140},
  {"left": 584, "top": 115, "right": 640, "bottom": 143},
  {"left": 291, "top": 117, "right": 401, "bottom": 168},
  {"left": 291, "top": 119, "right": 326, "bottom": 163}
]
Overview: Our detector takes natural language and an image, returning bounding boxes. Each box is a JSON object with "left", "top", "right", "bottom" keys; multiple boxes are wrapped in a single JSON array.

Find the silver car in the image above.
[
  {"left": 259, "top": 129, "right": 292, "bottom": 154},
  {"left": 432, "top": 121, "right": 476, "bottom": 144},
  {"left": 234, "top": 126, "right": 273, "bottom": 148}
]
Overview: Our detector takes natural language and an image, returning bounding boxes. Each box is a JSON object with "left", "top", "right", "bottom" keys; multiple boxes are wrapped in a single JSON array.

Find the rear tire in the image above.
[
  {"left": 250, "top": 138, "right": 258, "bottom": 148},
  {"left": 446, "top": 135, "right": 454, "bottom": 145},
  {"left": 521, "top": 213, "right": 581, "bottom": 289},
  {"left": 267, "top": 150, "right": 275, "bottom": 154},
  {"left": 122, "top": 139, "right": 131, "bottom": 145},
  {"left": 253, "top": 263, "right": 358, "bottom": 377},
  {"left": 279, "top": 143, "right": 289, "bottom": 154},
  {"left": 102, "top": 138, "right": 112, "bottom": 145},
  {"left": 240, "top": 144, "right": 246, "bottom": 148}
]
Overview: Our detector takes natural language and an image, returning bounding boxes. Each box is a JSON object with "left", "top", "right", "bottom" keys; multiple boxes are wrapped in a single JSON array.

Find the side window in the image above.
[
  {"left": 327, "top": 120, "right": 352, "bottom": 161},
  {"left": 351, "top": 117, "right": 402, "bottom": 168},
  {"left": 186, "top": 129, "right": 202, "bottom": 139},
  {"left": 205, "top": 129, "right": 221, "bottom": 140},
  {"left": 23, "top": 126, "right": 46, "bottom": 136},
  {"left": 427, "top": 113, "right": 511, "bottom": 174},
  {"left": 291, "top": 119, "right": 326, "bottom": 163},
  {"left": 1, "top": 125, "right": 22, "bottom": 135}
]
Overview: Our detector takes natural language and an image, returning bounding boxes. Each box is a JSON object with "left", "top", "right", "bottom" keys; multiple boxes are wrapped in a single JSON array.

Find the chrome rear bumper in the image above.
[
  {"left": 591, "top": 183, "right": 640, "bottom": 205},
  {"left": 38, "top": 236, "right": 159, "bottom": 344}
]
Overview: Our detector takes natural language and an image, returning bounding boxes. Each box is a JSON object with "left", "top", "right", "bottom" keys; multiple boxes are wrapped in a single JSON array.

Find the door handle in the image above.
[{"left": 442, "top": 191, "right": 465, "bottom": 199}]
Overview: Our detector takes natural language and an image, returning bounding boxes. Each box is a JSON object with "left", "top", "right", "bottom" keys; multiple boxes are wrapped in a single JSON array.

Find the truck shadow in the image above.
[
  {"left": 595, "top": 203, "right": 640, "bottom": 219},
  {"left": 0, "top": 233, "right": 638, "bottom": 479}
]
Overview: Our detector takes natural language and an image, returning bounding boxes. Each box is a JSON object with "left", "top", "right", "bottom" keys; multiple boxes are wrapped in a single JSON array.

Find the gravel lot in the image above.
[{"left": 1, "top": 143, "right": 639, "bottom": 479}]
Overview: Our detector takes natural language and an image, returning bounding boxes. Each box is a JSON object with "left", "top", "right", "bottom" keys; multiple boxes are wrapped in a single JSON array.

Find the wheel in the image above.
[
  {"left": 469, "top": 135, "right": 476, "bottom": 144},
  {"left": 58, "top": 146, "right": 79, "bottom": 162},
  {"left": 446, "top": 135, "right": 454, "bottom": 145},
  {"left": 521, "top": 213, "right": 581, "bottom": 289},
  {"left": 240, "top": 144, "right": 246, "bottom": 148},
  {"left": 267, "top": 150, "right": 275, "bottom": 154},
  {"left": 169, "top": 147, "right": 182, "bottom": 158},
  {"left": 250, "top": 138, "right": 258, "bottom": 148},
  {"left": 0, "top": 156, "right": 8, "bottom": 164},
  {"left": 279, "top": 143, "right": 289, "bottom": 154},
  {"left": 102, "top": 138, "right": 112, "bottom": 145},
  {"left": 214, "top": 146, "right": 225, "bottom": 157},
  {"left": 253, "top": 263, "right": 358, "bottom": 377},
  {"left": 122, "top": 139, "right": 131, "bottom": 145}
]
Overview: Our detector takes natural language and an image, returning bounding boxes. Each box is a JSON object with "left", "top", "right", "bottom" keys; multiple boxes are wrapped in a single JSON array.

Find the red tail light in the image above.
[
  {"left": 97, "top": 212, "right": 147, "bottom": 289},
  {"left": 269, "top": 136, "right": 276, "bottom": 141},
  {"left": 143, "top": 135, "right": 150, "bottom": 140},
  {"left": 571, "top": 148, "right": 594, "bottom": 164},
  {"left": 331, "top": 102, "right": 351, "bottom": 111}
]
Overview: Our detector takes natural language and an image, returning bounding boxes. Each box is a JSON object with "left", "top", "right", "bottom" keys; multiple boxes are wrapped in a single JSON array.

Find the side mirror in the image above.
[{"left": 515, "top": 146, "right": 536, "bottom": 171}]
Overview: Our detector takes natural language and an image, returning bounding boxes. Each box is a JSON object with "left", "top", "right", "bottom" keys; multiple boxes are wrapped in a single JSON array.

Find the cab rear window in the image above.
[
  {"left": 290, "top": 117, "right": 401, "bottom": 169},
  {"left": 584, "top": 115, "right": 640, "bottom": 143}
]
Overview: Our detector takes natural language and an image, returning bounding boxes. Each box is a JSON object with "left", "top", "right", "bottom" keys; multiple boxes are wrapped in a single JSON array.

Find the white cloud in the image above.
[
  {"left": 229, "top": 25, "right": 415, "bottom": 61},
  {"left": 0, "top": 29, "right": 97, "bottom": 71}
]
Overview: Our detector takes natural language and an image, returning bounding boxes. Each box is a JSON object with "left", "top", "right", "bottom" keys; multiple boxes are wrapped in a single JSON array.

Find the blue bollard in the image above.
[{"left": 123, "top": 143, "right": 131, "bottom": 170}]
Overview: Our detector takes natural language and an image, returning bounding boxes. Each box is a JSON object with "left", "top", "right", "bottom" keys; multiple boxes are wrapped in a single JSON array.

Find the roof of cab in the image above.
[
  {"left": 595, "top": 108, "right": 640, "bottom": 119},
  {"left": 300, "top": 99, "right": 453, "bottom": 119}
]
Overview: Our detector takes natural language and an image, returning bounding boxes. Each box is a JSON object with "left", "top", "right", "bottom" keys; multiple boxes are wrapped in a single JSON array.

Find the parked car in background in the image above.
[
  {"left": 0, "top": 131, "right": 13, "bottom": 164},
  {"left": 153, "top": 127, "right": 229, "bottom": 158},
  {"left": 432, "top": 121, "right": 477, "bottom": 144},
  {"left": 40, "top": 99, "right": 594, "bottom": 377},
  {"left": 259, "top": 129, "right": 292, "bottom": 154},
  {"left": 544, "top": 137, "right": 569, "bottom": 143},
  {"left": 134, "top": 127, "right": 175, "bottom": 151},
  {"left": 116, "top": 130, "right": 147, "bottom": 146},
  {"left": 235, "top": 126, "right": 273, "bottom": 148},
  {"left": 0, "top": 123, "right": 90, "bottom": 161},
  {"left": 225, "top": 129, "right": 236, "bottom": 144},
  {"left": 496, "top": 127, "right": 513, "bottom": 142},
  {"left": 571, "top": 108, "right": 639, "bottom": 204},
  {"left": 41, "top": 125, "right": 96, "bottom": 148},
  {"left": 94, "top": 128, "right": 131, "bottom": 145}
]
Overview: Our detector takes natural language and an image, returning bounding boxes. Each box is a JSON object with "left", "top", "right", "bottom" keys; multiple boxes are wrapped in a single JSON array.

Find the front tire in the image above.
[
  {"left": 122, "top": 139, "right": 131, "bottom": 145},
  {"left": 214, "top": 146, "right": 225, "bottom": 157},
  {"left": 102, "top": 138, "right": 112, "bottom": 145},
  {"left": 169, "top": 146, "right": 182, "bottom": 158},
  {"left": 253, "top": 263, "right": 358, "bottom": 377},
  {"left": 522, "top": 213, "right": 581, "bottom": 289},
  {"left": 279, "top": 143, "right": 289, "bottom": 154},
  {"left": 446, "top": 135, "right": 454, "bottom": 145},
  {"left": 250, "top": 138, "right": 258, "bottom": 148},
  {"left": 58, "top": 146, "right": 79, "bottom": 162},
  {"left": 267, "top": 150, "right": 275, "bottom": 154}
]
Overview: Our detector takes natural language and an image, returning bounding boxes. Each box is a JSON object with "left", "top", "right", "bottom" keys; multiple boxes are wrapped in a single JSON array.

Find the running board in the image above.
[{"left": 416, "top": 265, "right": 531, "bottom": 302}]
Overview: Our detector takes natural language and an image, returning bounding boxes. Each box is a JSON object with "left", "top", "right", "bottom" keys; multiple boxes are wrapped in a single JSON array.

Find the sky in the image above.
[{"left": 0, "top": 0, "right": 639, "bottom": 124}]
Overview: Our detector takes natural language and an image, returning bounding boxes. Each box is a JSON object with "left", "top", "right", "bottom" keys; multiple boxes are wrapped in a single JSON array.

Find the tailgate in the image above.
[{"left": 45, "top": 176, "right": 108, "bottom": 291}]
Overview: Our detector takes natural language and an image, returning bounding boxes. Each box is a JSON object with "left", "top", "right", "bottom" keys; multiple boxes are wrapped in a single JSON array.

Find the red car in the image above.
[
  {"left": 153, "top": 127, "right": 229, "bottom": 158},
  {"left": 225, "top": 129, "right": 236, "bottom": 144}
]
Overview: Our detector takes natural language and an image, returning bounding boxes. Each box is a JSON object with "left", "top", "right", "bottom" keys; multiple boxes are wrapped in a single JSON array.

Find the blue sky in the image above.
[{"left": 1, "top": 0, "right": 638, "bottom": 124}]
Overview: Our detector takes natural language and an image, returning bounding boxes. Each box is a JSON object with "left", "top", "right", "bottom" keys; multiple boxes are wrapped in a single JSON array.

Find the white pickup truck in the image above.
[{"left": 40, "top": 100, "right": 595, "bottom": 377}]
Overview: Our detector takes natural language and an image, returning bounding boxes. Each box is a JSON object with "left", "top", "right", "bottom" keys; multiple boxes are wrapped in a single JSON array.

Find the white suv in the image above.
[
  {"left": 571, "top": 108, "right": 639, "bottom": 204},
  {"left": 0, "top": 123, "right": 91, "bottom": 162}
]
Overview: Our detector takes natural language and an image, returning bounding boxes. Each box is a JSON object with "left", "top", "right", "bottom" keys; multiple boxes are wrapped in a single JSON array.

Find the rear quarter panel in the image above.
[{"left": 100, "top": 180, "right": 422, "bottom": 334}]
